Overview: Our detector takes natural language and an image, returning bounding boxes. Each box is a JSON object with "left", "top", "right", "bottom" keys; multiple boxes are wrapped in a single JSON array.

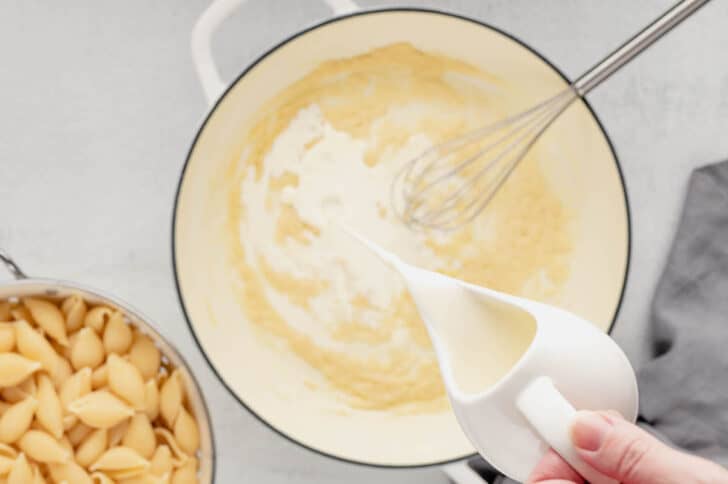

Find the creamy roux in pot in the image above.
[{"left": 225, "top": 43, "right": 572, "bottom": 412}]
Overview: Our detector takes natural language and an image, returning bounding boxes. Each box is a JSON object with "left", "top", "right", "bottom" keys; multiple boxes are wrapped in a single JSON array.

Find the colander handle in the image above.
[
  {"left": 191, "top": 0, "right": 359, "bottom": 105},
  {"left": 0, "top": 250, "right": 27, "bottom": 280}
]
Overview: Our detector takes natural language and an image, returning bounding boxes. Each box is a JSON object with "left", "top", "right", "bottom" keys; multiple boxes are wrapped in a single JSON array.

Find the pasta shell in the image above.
[
  {"left": 36, "top": 374, "right": 64, "bottom": 439},
  {"left": 68, "top": 390, "right": 134, "bottom": 429},
  {"left": 0, "top": 454, "right": 14, "bottom": 475},
  {"left": 0, "top": 396, "right": 37, "bottom": 443},
  {"left": 29, "top": 418, "right": 44, "bottom": 432},
  {"left": 0, "top": 442, "right": 17, "bottom": 459},
  {"left": 51, "top": 356, "right": 73, "bottom": 390},
  {"left": 63, "top": 413, "right": 79, "bottom": 431},
  {"left": 108, "top": 354, "right": 145, "bottom": 409},
  {"left": 154, "top": 428, "right": 189, "bottom": 466},
  {"left": 143, "top": 380, "right": 160, "bottom": 421},
  {"left": 71, "top": 328, "right": 105, "bottom": 370},
  {"left": 122, "top": 414, "right": 155, "bottom": 459},
  {"left": 103, "top": 312, "right": 133, "bottom": 355},
  {"left": 0, "top": 323, "right": 15, "bottom": 352},
  {"left": 60, "top": 435, "right": 74, "bottom": 454},
  {"left": 18, "top": 376, "right": 36, "bottom": 396},
  {"left": 0, "top": 353, "right": 41, "bottom": 387},
  {"left": 108, "top": 418, "right": 130, "bottom": 447},
  {"left": 66, "top": 421, "right": 92, "bottom": 447},
  {"left": 0, "top": 301, "right": 11, "bottom": 322},
  {"left": 90, "top": 471, "right": 115, "bottom": 484},
  {"left": 61, "top": 330, "right": 80, "bottom": 361},
  {"left": 10, "top": 306, "right": 32, "bottom": 324},
  {"left": 171, "top": 456, "right": 197, "bottom": 484},
  {"left": 48, "top": 460, "right": 93, "bottom": 484},
  {"left": 128, "top": 335, "right": 160, "bottom": 381},
  {"left": 85, "top": 306, "right": 113, "bottom": 334},
  {"left": 173, "top": 408, "right": 199, "bottom": 456},
  {"left": 90, "top": 446, "right": 150, "bottom": 480},
  {"left": 7, "top": 453, "right": 32, "bottom": 484},
  {"left": 118, "top": 471, "right": 170, "bottom": 484},
  {"left": 92, "top": 363, "right": 108, "bottom": 390},
  {"left": 1, "top": 385, "right": 28, "bottom": 404},
  {"left": 76, "top": 429, "right": 108, "bottom": 468},
  {"left": 15, "top": 319, "right": 59, "bottom": 377},
  {"left": 59, "top": 367, "right": 92, "bottom": 410},
  {"left": 18, "top": 430, "right": 70, "bottom": 463},
  {"left": 23, "top": 298, "right": 69, "bottom": 346},
  {"left": 61, "top": 295, "right": 87, "bottom": 332},
  {"left": 149, "top": 445, "right": 173, "bottom": 476},
  {"left": 159, "top": 370, "right": 183, "bottom": 427},
  {"left": 31, "top": 465, "right": 47, "bottom": 484}
]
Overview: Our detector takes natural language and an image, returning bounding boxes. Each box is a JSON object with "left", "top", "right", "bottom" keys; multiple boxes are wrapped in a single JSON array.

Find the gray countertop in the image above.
[{"left": 2, "top": 0, "right": 727, "bottom": 482}]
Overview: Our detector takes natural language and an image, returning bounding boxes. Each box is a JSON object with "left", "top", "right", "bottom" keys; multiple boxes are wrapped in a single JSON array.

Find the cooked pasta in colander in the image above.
[{"left": 0, "top": 296, "right": 202, "bottom": 483}]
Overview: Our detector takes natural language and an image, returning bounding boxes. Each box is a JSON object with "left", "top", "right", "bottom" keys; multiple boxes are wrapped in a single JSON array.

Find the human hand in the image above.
[{"left": 527, "top": 410, "right": 728, "bottom": 484}]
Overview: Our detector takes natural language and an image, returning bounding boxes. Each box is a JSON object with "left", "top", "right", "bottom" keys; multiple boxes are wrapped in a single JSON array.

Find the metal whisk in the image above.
[{"left": 392, "top": 0, "right": 708, "bottom": 231}]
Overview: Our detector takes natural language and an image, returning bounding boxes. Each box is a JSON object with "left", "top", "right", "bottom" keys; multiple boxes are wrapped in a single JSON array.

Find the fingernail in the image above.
[{"left": 571, "top": 411, "right": 613, "bottom": 452}]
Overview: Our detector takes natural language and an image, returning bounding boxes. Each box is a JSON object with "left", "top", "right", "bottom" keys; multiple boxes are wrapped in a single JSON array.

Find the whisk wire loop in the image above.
[{"left": 393, "top": 87, "right": 577, "bottom": 231}]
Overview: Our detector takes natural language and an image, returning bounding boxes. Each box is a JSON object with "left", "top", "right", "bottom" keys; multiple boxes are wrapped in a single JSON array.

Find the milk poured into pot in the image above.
[
  {"left": 412, "top": 282, "right": 536, "bottom": 395},
  {"left": 347, "top": 232, "right": 537, "bottom": 396}
]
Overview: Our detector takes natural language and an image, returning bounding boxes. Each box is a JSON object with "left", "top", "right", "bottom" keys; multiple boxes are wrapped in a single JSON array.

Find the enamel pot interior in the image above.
[{"left": 173, "top": 9, "right": 629, "bottom": 468}]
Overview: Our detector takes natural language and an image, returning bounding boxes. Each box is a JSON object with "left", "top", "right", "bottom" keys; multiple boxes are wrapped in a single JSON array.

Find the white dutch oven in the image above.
[{"left": 173, "top": 1, "right": 630, "bottom": 482}]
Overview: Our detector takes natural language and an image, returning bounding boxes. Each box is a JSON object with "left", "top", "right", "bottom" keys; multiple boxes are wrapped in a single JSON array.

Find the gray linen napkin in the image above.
[
  {"left": 467, "top": 160, "right": 728, "bottom": 482},
  {"left": 638, "top": 159, "right": 728, "bottom": 467}
]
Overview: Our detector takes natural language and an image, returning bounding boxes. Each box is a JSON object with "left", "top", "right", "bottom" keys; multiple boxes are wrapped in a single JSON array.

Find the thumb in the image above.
[{"left": 571, "top": 411, "right": 726, "bottom": 483}]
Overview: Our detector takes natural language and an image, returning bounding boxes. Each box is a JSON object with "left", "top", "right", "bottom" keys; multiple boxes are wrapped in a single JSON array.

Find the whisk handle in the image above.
[{"left": 573, "top": 0, "right": 710, "bottom": 95}]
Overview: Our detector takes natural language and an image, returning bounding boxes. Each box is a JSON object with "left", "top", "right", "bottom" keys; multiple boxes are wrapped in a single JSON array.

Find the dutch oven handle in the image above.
[{"left": 191, "top": 0, "right": 359, "bottom": 105}]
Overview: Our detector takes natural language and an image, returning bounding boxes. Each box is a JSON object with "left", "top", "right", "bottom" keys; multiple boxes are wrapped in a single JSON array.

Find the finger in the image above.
[
  {"left": 527, "top": 449, "right": 584, "bottom": 484},
  {"left": 571, "top": 410, "right": 728, "bottom": 483},
  {"left": 602, "top": 409, "right": 623, "bottom": 420},
  {"left": 531, "top": 481, "right": 578, "bottom": 484}
]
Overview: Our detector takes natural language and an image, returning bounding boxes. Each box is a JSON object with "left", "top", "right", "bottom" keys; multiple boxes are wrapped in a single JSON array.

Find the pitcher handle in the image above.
[
  {"left": 517, "top": 376, "right": 617, "bottom": 484},
  {"left": 191, "top": 0, "right": 359, "bottom": 105}
]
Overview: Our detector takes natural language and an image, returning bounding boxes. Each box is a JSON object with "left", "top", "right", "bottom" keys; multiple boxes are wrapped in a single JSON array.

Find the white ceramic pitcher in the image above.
[{"left": 352, "top": 233, "right": 638, "bottom": 483}]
